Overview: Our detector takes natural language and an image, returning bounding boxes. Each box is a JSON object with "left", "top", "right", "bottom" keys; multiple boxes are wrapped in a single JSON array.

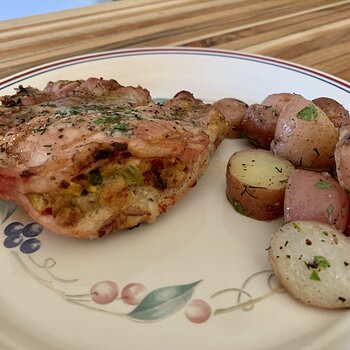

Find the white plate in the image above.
[{"left": 0, "top": 48, "right": 349, "bottom": 350}]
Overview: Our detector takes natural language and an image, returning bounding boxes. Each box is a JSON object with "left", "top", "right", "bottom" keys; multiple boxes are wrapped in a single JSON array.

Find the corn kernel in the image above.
[
  {"left": 87, "top": 185, "right": 97, "bottom": 193},
  {"left": 66, "top": 181, "right": 83, "bottom": 196}
]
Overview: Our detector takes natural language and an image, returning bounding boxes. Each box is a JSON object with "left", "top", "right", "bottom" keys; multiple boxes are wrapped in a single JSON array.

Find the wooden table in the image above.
[{"left": 0, "top": 0, "right": 349, "bottom": 81}]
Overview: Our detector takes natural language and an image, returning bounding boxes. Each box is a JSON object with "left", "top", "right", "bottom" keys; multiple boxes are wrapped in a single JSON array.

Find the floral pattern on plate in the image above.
[{"left": 3, "top": 213, "right": 284, "bottom": 324}]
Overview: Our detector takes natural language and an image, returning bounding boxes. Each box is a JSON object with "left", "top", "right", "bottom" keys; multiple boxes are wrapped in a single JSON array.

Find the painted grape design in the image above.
[{"left": 3, "top": 221, "right": 42, "bottom": 254}]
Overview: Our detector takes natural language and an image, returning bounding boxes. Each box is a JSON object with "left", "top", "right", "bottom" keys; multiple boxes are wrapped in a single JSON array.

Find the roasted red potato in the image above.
[
  {"left": 213, "top": 98, "right": 248, "bottom": 138},
  {"left": 284, "top": 169, "right": 349, "bottom": 232},
  {"left": 261, "top": 93, "right": 294, "bottom": 113},
  {"left": 240, "top": 104, "right": 279, "bottom": 149},
  {"left": 313, "top": 97, "right": 350, "bottom": 128},
  {"left": 335, "top": 125, "right": 350, "bottom": 191},
  {"left": 271, "top": 95, "right": 338, "bottom": 171},
  {"left": 226, "top": 149, "right": 294, "bottom": 220}
]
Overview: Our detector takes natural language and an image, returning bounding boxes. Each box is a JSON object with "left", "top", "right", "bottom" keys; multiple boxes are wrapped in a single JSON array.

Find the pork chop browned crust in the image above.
[{"left": 0, "top": 78, "right": 227, "bottom": 239}]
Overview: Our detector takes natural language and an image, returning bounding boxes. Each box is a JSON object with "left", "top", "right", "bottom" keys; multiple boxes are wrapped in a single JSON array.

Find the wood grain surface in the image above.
[{"left": 0, "top": 0, "right": 349, "bottom": 81}]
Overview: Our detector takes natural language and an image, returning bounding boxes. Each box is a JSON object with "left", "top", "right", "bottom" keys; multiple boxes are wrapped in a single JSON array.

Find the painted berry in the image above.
[
  {"left": 90, "top": 281, "right": 118, "bottom": 304},
  {"left": 185, "top": 299, "right": 212, "bottom": 323},
  {"left": 121, "top": 283, "right": 147, "bottom": 305},
  {"left": 4, "top": 222, "right": 24, "bottom": 236},
  {"left": 23, "top": 223, "right": 43, "bottom": 237},
  {"left": 4, "top": 234, "right": 23, "bottom": 248},
  {"left": 20, "top": 238, "right": 41, "bottom": 254}
]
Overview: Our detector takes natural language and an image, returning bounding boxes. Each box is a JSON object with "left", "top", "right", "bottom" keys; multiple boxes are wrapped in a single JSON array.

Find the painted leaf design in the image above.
[
  {"left": 127, "top": 280, "right": 201, "bottom": 321},
  {"left": 0, "top": 200, "right": 18, "bottom": 224}
]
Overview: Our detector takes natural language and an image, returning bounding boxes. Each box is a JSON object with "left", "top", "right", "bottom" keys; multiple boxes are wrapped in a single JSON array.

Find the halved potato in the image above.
[
  {"left": 271, "top": 94, "right": 338, "bottom": 171},
  {"left": 269, "top": 220, "right": 350, "bottom": 308},
  {"left": 226, "top": 149, "right": 294, "bottom": 220}
]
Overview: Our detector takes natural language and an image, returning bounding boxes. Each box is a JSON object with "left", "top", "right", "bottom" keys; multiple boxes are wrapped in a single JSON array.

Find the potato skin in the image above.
[
  {"left": 226, "top": 173, "right": 284, "bottom": 220},
  {"left": 261, "top": 93, "right": 294, "bottom": 113},
  {"left": 335, "top": 125, "right": 350, "bottom": 191},
  {"left": 271, "top": 94, "right": 338, "bottom": 171},
  {"left": 240, "top": 104, "right": 279, "bottom": 149},
  {"left": 213, "top": 98, "right": 248, "bottom": 138},
  {"left": 226, "top": 149, "right": 294, "bottom": 221},
  {"left": 284, "top": 169, "right": 349, "bottom": 232},
  {"left": 313, "top": 97, "right": 350, "bottom": 128}
]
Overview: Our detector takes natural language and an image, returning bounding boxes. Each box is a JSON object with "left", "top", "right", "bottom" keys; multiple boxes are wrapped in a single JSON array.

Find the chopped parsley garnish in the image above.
[
  {"left": 309, "top": 270, "right": 321, "bottom": 281},
  {"left": 95, "top": 115, "right": 120, "bottom": 124},
  {"left": 314, "top": 180, "right": 331, "bottom": 189},
  {"left": 231, "top": 200, "right": 244, "bottom": 214},
  {"left": 327, "top": 205, "right": 334, "bottom": 215},
  {"left": 110, "top": 121, "right": 130, "bottom": 133},
  {"left": 313, "top": 255, "right": 330, "bottom": 269},
  {"left": 297, "top": 105, "right": 318, "bottom": 121},
  {"left": 307, "top": 255, "right": 330, "bottom": 281}
]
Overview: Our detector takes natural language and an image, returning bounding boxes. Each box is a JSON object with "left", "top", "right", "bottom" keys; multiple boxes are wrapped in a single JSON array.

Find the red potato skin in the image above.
[
  {"left": 335, "top": 125, "right": 350, "bottom": 191},
  {"left": 226, "top": 166, "right": 285, "bottom": 221},
  {"left": 213, "top": 98, "right": 248, "bottom": 138},
  {"left": 271, "top": 95, "right": 338, "bottom": 171},
  {"left": 344, "top": 202, "right": 350, "bottom": 236},
  {"left": 240, "top": 104, "right": 279, "bottom": 149},
  {"left": 284, "top": 169, "right": 349, "bottom": 232},
  {"left": 261, "top": 93, "right": 294, "bottom": 113},
  {"left": 313, "top": 97, "right": 350, "bottom": 128}
]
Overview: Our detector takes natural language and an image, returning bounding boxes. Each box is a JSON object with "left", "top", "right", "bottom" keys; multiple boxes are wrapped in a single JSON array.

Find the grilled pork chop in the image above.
[{"left": 0, "top": 78, "right": 227, "bottom": 239}]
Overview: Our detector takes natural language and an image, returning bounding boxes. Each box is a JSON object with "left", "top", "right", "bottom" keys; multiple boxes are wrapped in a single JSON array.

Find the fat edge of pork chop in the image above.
[{"left": 0, "top": 78, "right": 227, "bottom": 239}]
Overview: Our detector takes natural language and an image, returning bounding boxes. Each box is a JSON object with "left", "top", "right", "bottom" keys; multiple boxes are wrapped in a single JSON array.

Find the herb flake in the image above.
[
  {"left": 310, "top": 270, "right": 321, "bottom": 281},
  {"left": 327, "top": 205, "right": 334, "bottom": 215},
  {"left": 110, "top": 121, "right": 129, "bottom": 133},
  {"left": 231, "top": 200, "right": 244, "bottom": 214},
  {"left": 314, "top": 180, "right": 331, "bottom": 189},
  {"left": 297, "top": 105, "right": 318, "bottom": 121},
  {"left": 313, "top": 255, "right": 331, "bottom": 269},
  {"left": 95, "top": 115, "right": 120, "bottom": 124}
]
